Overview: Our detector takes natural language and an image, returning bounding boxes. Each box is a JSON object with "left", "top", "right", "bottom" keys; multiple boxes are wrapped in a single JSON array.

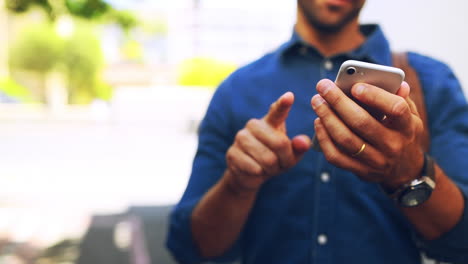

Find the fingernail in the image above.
[
  {"left": 314, "top": 117, "right": 321, "bottom": 126},
  {"left": 311, "top": 95, "right": 325, "bottom": 108},
  {"left": 401, "top": 81, "right": 409, "bottom": 89},
  {"left": 354, "top": 84, "right": 366, "bottom": 95},
  {"left": 317, "top": 79, "right": 333, "bottom": 95}
]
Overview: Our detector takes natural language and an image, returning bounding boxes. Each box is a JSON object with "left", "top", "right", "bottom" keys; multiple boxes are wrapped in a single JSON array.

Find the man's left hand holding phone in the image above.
[{"left": 310, "top": 76, "right": 426, "bottom": 189}]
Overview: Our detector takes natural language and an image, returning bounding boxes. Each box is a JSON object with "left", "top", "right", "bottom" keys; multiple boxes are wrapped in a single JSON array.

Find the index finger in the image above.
[
  {"left": 264, "top": 92, "right": 294, "bottom": 128},
  {"left": 351, "top": 82, "right": 412, "bottom": 128}
]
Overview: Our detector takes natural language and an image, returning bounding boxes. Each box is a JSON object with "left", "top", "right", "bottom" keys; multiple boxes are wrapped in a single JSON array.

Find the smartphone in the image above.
[
  {"left": 311, "top": 60, "right": 405, "bottom": 151},
  {"left": 335, "top": 60, "right": 405, "bottom": 95}
]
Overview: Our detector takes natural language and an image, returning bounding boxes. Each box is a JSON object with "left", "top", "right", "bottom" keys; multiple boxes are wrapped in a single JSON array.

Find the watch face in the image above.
[{"left": 400, "top": 185, "right": 433, "bottom": 207}]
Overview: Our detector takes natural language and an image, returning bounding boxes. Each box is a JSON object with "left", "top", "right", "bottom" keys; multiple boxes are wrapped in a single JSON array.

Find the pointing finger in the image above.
[{"left": 264, "top": 92, "right": 294, "bottom": 128}]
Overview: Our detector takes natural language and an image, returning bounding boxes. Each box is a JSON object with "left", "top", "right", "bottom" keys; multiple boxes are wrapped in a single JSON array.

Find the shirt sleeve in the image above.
[
  {"left": 165, "top": 78, "right": 242, "bottom": 264},
  {"left": 410, "top": 53, "right": 468, "bottom": 263}
]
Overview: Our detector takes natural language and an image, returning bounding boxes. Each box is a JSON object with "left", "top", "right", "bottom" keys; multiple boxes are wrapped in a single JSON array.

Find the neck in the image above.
[{"left": 295, "top": 10, "right": 365, "bottom": 57}]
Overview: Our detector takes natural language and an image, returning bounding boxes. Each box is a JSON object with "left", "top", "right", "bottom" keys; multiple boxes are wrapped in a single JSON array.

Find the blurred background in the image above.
[{"left": 0, "top": 0, "right": 466, "bottom": 263}]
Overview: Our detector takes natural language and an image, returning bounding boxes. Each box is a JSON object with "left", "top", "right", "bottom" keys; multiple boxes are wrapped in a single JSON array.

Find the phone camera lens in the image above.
[{"left": 346, "top": 67, "right": 356, "bottom": 75}]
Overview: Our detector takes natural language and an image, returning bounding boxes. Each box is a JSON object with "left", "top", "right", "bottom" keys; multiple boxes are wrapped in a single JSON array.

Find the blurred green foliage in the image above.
[
  {"left": 9, "top": 24, "right": 63, "bottom": 73},
  {"left": 65, "top": 0, "right": 109, "bottom": 19},
  {"left": 106, "top": 9, "right": 139, "bottom": 34},
  {"left": 5, "top": 0, "right": 30, "bottom": 12},
  {"left": 5, "top": 0, "right": 139, "bottom": 32},
  {"left": 5, "top": 0, "right": 109, "bottom": 20},
  {"left": 9, "top": 22, "right": 111, "bottom": 103},
  {"left": 0, "top": 77, "right": 34, "bottom": 102},
  {"left": 178, "top": 57, "right": 237, "bottom": 88},
  {"left": 62, "top": 23, "right": 111, "bottom": 103},
  {"left": 5, "top": 0, "right": 51, "bottom": 13},
  {"left": 121, "top": 39, "right": 143, "bottom": 61},
  {"left": 5, "top": 0, "right": 139, "bottom": 103},
  {"left": 37, "top": 239, "right": 80, "bottom": 264}
]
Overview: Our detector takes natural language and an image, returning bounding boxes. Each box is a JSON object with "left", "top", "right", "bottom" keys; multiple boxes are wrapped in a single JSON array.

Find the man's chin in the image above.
[
  {"left": 298, "top": 0, "right": 363, "bottom": 34},
  {"left": 311, "top": 21, "right": 347, "bottom": 34}
]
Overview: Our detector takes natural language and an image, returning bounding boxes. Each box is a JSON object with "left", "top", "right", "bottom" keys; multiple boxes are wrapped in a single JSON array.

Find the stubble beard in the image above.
[{"left": 298, "top": 0, "right": 363, "bottom": 34}]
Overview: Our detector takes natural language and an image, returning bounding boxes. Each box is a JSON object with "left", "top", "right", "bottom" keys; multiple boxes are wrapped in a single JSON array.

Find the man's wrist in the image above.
[
  {"left": 381, "top": 151, "right": 425, "bottom": 192},
  {"left": 222, "top": 170, "right": 261, "bottom": 198},
  {"left": 381, "top": 153, "right": 436, "bottom": 207}
]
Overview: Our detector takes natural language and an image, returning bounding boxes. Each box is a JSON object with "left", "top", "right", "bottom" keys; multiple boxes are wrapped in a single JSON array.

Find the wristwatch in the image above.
[{"left": 384, "top": 154, "right": 436, "bottom": 207}]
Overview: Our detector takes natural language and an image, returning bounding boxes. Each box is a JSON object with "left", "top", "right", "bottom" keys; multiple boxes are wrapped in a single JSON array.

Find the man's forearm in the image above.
[
  {"left": 401, "top": 164, "right": 465, "bottom": 240},
  {"left": 191, "top": 170, "right": 258, "bottom": 258}
]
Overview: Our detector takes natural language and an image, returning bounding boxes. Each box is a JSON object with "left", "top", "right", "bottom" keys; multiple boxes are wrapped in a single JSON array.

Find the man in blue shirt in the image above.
[{"left": 167, "top": 0, "right": 468, "bottom": 263}]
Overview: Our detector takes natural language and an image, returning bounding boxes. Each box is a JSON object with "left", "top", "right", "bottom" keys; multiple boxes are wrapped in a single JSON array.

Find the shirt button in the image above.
[
  {"left": 317, "top": 234, "right": 328, "bottom": 245},
  {"left": 320, "top": 172, "right": 330, "bottom": 183},
  {"left": 324, "top": 60, "right": 333, "bottom": 70}
]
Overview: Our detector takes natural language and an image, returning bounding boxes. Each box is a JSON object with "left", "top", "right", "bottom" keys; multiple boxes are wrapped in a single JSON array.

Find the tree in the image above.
[
  {"left": 5, "top": 0, "right": 110, "bottom": 20},
  {"left": 5, "top": 0, "right": 138, "bottom": 103},
  {"left": 5, "top": 0, "right": 138, "bottom": 30},
  {"left": 8, "top": 24, "right": 64, "bottom": 102}
]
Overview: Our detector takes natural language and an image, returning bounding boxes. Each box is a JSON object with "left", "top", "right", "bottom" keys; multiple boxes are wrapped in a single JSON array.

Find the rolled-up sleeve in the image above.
[
  {"left": 166, "top": 78, "right": 241, "bottom": 264},
  {"left": 166, "top": 199, "right": 204, "bottom": 263},
  {"left": 415, "top": 195, "right": 468, "bottom": 263},
  {"left": 411, "top": 53, "right": 468, "bottom": 263}
]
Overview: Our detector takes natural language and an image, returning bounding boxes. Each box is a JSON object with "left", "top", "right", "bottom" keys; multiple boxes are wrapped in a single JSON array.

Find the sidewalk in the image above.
[{"left": 0, "top": 85, "right": 213, "bottom": 246}]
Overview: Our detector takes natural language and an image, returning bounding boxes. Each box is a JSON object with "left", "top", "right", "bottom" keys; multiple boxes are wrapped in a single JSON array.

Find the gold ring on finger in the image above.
[{"left": 351, "top": 143, "right": 366, "bottom": 157}]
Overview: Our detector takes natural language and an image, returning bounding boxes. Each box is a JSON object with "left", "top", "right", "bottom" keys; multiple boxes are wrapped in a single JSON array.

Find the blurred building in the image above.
[
  {"left": 102, "top": 0, "right": 295, "bottom": 86},
  {"left": 165, "top": 2, "right": 294, "bottom": 66}
]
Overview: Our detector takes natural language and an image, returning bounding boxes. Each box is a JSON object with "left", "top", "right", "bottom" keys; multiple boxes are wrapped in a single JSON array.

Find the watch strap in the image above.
[{"left": 382, "top": 153, "right": 436, "bottom": 205}]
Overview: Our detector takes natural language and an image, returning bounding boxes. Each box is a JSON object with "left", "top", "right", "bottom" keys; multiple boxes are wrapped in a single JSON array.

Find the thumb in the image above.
[
  {"left": 264, "top": 92, "right": 294, "bottom": 128},
  {"left": 292, "top": 134, "right": 311, "bottom": 160}
]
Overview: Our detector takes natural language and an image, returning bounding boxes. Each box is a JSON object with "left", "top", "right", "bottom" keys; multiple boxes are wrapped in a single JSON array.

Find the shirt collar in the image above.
[
  {"left": 278, "top": 24, "right": 393, "bottom": 66},
  {"left": 276, "top": 30, "right": 304, "bottom": 59}
]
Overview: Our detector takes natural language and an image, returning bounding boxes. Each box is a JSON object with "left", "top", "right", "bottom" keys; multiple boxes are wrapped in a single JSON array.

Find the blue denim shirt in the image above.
[{"left": 167, "top": 25, "right": 468, "bottom": 264}]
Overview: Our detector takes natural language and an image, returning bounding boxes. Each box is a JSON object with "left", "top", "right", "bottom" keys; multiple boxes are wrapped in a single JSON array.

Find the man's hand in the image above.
[
  {"left": 311, "top": 79, "right": 425, "bottom": 189},
  {"left": 225, "top": 92, "right": 311, "bottom": 194}
]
